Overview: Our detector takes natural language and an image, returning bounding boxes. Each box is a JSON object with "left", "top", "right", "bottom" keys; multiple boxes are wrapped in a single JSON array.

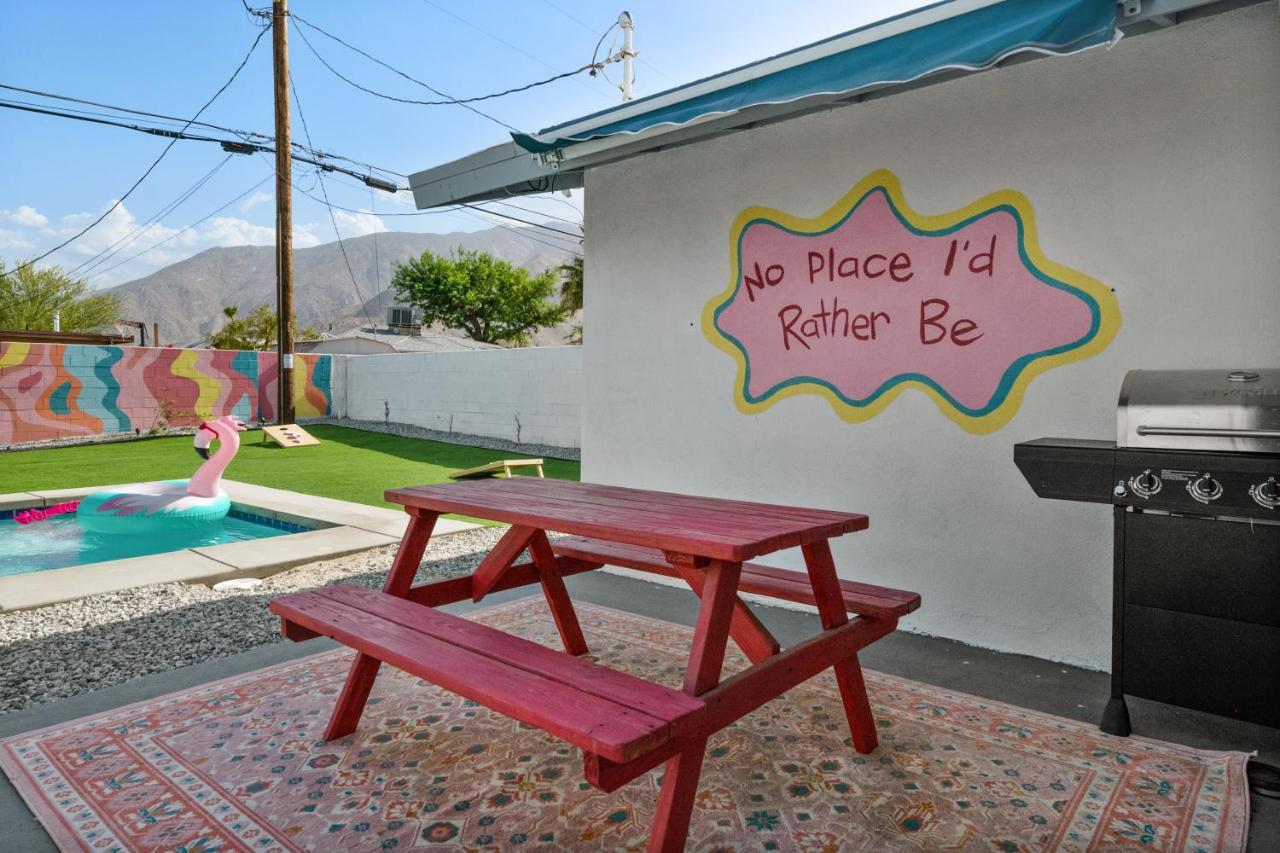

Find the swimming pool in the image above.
[{"left": 0, "top": 508, "right": 315, "bottom": 577}]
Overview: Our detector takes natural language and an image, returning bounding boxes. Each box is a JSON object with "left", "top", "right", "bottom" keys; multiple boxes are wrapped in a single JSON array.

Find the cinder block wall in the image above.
[
  {"left": 343, "top": 346, "right": 582, "bottom": 448},
  {"left": 0, "top": 342, "right": 335, "bottom": 445}
]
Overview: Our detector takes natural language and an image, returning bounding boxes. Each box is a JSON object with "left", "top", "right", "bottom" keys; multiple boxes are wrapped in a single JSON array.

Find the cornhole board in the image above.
[
  {"left": 263, "top": 424, "right": 321, "bottom": 448},
  {"left": 449, "top": 458, "right": 545, "bottom": 479}
]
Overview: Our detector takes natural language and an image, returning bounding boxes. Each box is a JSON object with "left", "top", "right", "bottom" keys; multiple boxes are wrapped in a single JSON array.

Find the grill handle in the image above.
[{"left": 1136, "top": 426, "right": 1280, "bottom": 439}]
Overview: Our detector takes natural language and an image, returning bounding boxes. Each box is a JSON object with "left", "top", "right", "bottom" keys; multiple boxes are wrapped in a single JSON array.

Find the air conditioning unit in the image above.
[{"left": 387, "top": 306, "right": 423, "bottom": 336}]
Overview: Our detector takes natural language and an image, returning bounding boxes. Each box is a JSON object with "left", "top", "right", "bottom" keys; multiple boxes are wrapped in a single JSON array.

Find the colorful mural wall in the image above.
[{"left": 0, "top": 343, "right": 334, "bottom": 445}]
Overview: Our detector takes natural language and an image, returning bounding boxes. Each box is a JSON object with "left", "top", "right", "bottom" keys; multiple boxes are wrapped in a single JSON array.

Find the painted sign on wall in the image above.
[
  {"left": 703, "top": 170, "right": 1120, "bottom": 433},
  {"left": 0, "top": 343, "right": 333, "bottom": 445}
]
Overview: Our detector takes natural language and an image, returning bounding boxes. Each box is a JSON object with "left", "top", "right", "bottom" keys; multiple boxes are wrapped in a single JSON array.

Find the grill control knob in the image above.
[
  {"left": 1189, "top": 474, "right": 1223, "bottom": 503},
  {"left": 1251, "top": 477, "right": 1279, "bottom": 510},
  {"left": 1129, "top": 470, "right": 1161, "bottom": 498}
]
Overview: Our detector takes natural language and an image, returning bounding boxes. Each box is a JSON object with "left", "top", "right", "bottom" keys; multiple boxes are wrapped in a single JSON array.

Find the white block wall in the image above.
[{"left": 342, "top": 346, "right": 582, "bottom": 448}]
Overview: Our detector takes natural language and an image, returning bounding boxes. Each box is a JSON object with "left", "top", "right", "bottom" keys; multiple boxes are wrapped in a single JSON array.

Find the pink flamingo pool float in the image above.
[{"left": 73, "top": 415, "right": 248, "bottom": 534}]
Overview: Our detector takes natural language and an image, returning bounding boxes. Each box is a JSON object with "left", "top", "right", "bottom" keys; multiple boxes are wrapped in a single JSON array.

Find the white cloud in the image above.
[
  {"left": 0, "top": 229, "right": 34, "bottom": 252},
  {"left": 5, "top": 199, "right": 393, "bottom": 286},
  {"left": 239, "top": 190, "right": 273, "bottom": 213},
  {"left": 0, "top": 205, "right": 49, "bottom": 227},
  {"left": 331, "top": 209, "right": 387, "bottom": 239}
]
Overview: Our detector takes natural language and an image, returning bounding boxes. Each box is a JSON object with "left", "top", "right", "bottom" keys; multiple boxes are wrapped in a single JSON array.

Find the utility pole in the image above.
[
  {"left": 618, "top": 12, "right": 635, "bottom": 101},
  {"left": 272, "top": 0, "right": 295, "bottom": 424}
]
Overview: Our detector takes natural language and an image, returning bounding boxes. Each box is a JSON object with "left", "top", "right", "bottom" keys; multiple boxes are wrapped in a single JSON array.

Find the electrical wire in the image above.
[
  {"left": 288, "top": 71, "right": 378, "bottom": 330},
  {"left": 0, "top": 99, "right": 406, "bottom": 190},
  {"left": 85, "top": 172, "right": 275, "bottom": 283},
  {"left": 534, "top": 0, "right": 676, "bottom": 84},
  {"left": 288, "top": 14, "right": 522, "bottom": 132},
  {"left": 417, "top": 0, "right": 616, "bottom": 103},
  {"left": 0, "top": 83, "right": 407, "bottom": 178},
  {"left": 66, "top": 155, "right": 234, "bottom": 279},
  {"left": 457, "top": 203, "right": 580, "bottom": 240},
  {"left": 0, "top": 25, "right": 269, "bottom": 278},
  {"left": 297, "top": 21, "right": 598, "bottom": 106},
  {"left": 486, "top": 198, "right": 581, "bottom": 228}
]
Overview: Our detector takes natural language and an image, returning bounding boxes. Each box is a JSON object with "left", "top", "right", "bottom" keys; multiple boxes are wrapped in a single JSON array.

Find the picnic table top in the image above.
[{"left": 386, "top": 478, "right": 868, "bottom": 562}]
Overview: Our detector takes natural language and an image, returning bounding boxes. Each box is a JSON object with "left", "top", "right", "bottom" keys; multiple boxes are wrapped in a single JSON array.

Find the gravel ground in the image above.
[
  {"left": 0, "top": 526, "right": 508, "bottom": 717},
  {"left": 308, "top": 417, "right": 580, "bottom": 461}
]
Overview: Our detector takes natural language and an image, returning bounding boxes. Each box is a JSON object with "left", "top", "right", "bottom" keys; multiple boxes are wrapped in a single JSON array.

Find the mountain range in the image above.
[{"left": 106, "top": 225, "right": 579, "bottom": 347}]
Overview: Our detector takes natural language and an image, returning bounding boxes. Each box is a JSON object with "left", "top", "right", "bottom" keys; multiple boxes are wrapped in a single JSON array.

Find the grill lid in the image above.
[{"left": 1118, "top": 369, "right": 1280, "bottom": 453}]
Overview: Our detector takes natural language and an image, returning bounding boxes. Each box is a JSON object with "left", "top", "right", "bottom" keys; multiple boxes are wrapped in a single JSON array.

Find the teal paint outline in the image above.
[{"left": 710, "top": 186, "right": 1104, "bottom": 418}]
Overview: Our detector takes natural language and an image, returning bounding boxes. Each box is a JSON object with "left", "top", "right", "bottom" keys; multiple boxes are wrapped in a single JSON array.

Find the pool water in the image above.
[{"left": 0, "top": 509, "right": 313, "bottom": 577}]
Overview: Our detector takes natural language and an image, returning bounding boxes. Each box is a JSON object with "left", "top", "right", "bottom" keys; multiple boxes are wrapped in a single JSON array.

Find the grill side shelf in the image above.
[{"left": 1013, "top": 438, "right": 1116, "bottom": 504}]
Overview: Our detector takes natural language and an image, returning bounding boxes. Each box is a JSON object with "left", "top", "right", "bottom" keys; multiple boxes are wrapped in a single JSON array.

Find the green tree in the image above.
[
  {"left": 208, "top": 304, "right": 320, "bottom": 350},
  {"left": 558, "top": 255, "right": 583, "bottom": 345},
  {"left": 0, "top": 258, "right": 120, "bottom": 331},
  {"left": 392, "top": 248, "right": 568, "bottom": 346},
  {"left": 209, "top": 304, "right": 277, "bottom": 350}
]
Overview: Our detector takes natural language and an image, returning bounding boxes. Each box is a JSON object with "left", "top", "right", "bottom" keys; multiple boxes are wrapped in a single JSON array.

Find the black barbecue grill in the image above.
[{"left": 1015, "top": 369, "right": 1279, "bottom": 736}]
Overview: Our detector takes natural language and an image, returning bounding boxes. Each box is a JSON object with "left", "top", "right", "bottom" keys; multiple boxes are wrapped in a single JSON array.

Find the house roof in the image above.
[
  {"left": 407, "top": 0, "right": 1253, "bottom": 210},
  {"left": 296, "top": 327, "right": 501, "bottom": 354}
]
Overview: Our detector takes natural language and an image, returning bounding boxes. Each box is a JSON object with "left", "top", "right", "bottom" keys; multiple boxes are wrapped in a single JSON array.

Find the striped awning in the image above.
[{"left": 511, "top": 0, "right": 1116, "bottom": 155}]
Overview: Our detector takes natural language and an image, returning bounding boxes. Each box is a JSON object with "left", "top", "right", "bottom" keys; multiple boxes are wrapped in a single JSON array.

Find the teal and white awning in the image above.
[
  {"left": 411, "top": 0, "right": 1250, "bottom": 210},
  {"left": 511, "top": 0, "right": 1116, "bottom": 155}
]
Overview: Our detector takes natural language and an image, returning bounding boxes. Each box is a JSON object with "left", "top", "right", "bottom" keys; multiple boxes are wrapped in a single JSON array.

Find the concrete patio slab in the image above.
[
  {"left": 0, "top": 493, "right": 43, "bottom": 512},
  {"left": 193, "top": 526, "right": 399, "bottom": 578},
  {"left": 220, "top": 480, "right": 475, "bottom": 539},
  {"left": 2, "top": 571, "right": 1276, "bottom": 852},
  {"left": 0, "top": 551, "right": 235, "bottom": 611}
]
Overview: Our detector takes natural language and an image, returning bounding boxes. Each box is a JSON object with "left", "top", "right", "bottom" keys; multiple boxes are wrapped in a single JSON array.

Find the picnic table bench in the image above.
[{"left": 270, "top": 478, "right": 920, "bottom": 851}]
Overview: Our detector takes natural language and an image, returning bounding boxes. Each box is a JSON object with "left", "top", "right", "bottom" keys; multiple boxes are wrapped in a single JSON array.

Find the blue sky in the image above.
[{"left": 1, "top": 0, "right": 922, "bottom": 287}]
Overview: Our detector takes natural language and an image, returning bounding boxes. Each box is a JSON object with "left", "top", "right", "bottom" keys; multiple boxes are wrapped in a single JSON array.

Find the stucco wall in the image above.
[
  {"left": 580, "top": 6, "right": 1280, "bottom": 669},
  {"left": 343, "top": 346, "right": 581, "bottom": 448}
]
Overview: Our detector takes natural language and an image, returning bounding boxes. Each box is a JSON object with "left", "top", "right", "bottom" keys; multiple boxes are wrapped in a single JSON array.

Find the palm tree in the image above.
[
  {"left": 558, "top": 255, "right": 583, "bottom": 344},
  {"left": 558, "top": 255, "right": 583, "bottom": 311}
]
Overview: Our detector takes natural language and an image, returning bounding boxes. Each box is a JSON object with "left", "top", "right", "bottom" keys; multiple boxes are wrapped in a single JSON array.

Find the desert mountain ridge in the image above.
[{"left": 106, "top": 225, "right": 579, "bottom": 347}]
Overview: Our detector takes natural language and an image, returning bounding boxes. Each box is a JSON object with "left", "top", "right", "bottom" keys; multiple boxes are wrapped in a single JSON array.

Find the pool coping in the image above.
[{"left": 0, "top": 480, "right": 477, "bottom": 612}]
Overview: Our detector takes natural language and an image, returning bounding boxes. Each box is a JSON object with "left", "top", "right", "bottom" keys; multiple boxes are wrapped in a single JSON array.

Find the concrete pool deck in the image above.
[{"left": 0, "top": 480, "right": 476, "bottom": 611}]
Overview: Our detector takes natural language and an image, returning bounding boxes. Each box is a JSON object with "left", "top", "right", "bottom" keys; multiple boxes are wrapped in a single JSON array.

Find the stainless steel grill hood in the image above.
[{"left": 1118, "top": 369, "right": 1280, "bottom": 453}]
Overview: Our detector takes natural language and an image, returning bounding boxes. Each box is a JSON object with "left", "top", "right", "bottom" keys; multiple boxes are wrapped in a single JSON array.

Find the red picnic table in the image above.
[{"left": 270, "top": 478, "right": 920, "bottom": 851}]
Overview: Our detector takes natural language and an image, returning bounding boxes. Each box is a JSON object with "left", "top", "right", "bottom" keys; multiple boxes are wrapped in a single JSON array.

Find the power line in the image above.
[
  {"left": 0, "top": 25, "right": 269, "bottom": 278},
  {"left": 67, "top": 155, "right": 234, "bottom": 279},
  {"left": 417, "top": 0, "right": 617, "bottom": 103},
  {"left": 296, "top": 18, "right": 601, "bottom": 107},
  {"left": 288, "top": 13, "right": 522, "bottom": 132},
  {"left": 486, "top": 198, "right": 580, "bottom": 228},
  {"left": 534, "top": 0, "right": 676, "bottom": 84},
  {"left": 85, "top": 172, "right": 275, "bottom": 283},
  {"left": 458, "top": 203, "right": 581, "bottom": 240},
  {"left": 0, "top": 98, "right": 406, "bottom": 191},
  {"left": 288, "top": 70, "right": 377, "bottom": 330},
  {"left": 0, "top": 82, "right": 408, "bottom": 178},
  {"left": 457, "top": 208, "right": 581, "bottom": 253}
]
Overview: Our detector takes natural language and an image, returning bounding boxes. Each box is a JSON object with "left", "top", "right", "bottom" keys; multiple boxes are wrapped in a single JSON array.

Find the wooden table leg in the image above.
[
  {"left": 802, "top": 541, "right": 879, "bottom": 754},
  {"left": 648, "top": 739, "right": 709, "bottom": 853},
  {"left": 323, "top": 509, "right": 438, "bottom": 741},
  {"left": 668, "top": 555, "right": 779, "bottom": 664},
  {"left": 647, "top": 558, "right": 742, "bottom": 852},
  {"left": 528, "top": 530, "right": 589, "bottom": 655}
]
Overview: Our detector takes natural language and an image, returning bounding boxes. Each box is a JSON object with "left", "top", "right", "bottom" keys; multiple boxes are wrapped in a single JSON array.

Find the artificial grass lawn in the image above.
[{"left": 0, "top": 425, "right": 579, "bottom": 524}]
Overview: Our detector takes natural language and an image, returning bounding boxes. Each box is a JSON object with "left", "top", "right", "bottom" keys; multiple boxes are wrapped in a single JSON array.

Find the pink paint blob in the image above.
[{"left": 715, "top": 189, "right": 1099, "bottom": 413}]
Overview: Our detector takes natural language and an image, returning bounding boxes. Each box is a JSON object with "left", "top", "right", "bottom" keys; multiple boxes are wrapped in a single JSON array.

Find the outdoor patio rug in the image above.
[{"left": 1, "top": 598, "right": 1249, "bottom": 851}]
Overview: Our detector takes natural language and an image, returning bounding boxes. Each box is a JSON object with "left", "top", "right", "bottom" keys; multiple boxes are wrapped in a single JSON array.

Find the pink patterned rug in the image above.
[{"left": 1, "top": 598, "right": 1248, "bottom": 851}]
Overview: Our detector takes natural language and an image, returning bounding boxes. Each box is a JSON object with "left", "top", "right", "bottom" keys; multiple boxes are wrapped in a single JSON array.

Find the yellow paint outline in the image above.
[{"left": 701, "top": 168, "right": 1121, "bottom": 434}]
